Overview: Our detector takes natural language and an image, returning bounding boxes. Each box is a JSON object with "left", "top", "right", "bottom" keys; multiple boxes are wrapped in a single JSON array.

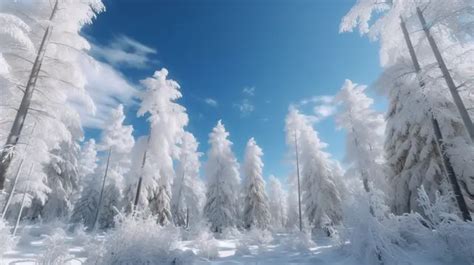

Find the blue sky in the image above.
[{"left": 82, "top": 0, "right": 385, "bottom": 182}]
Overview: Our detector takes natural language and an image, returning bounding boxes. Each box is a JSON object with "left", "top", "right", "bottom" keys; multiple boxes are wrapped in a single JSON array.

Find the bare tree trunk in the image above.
[
  {"left": 400, "top": 17, "right": 472, "bottom": 221},
  {"left": 133, "top": 135, "right": 151, "bottom": 211},
  {"left": 12, "top": 165, "right": 33, "bottom": 237},
  {"left": 416, "top": 7, "right": 474, "bottom": 143},
  {"left": 92, "top": 148, "right": 112, "bottom": 232},
  {"left": 1, "top": 159, "right": 24, "bottom": 219},
  {"left": 185, "top": 207, "right": 189, "bottom": 229},
  {"left": 0, "top": 0, "right": 59, "bottom": 191},
  {"left": 294, "top": 132, "right": 303, "bottom": 232}
]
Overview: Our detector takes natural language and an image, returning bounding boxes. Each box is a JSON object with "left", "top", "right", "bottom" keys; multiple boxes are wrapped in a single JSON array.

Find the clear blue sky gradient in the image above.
[{"left": 83, "top": 0, "right": 385, "bottom": 182}]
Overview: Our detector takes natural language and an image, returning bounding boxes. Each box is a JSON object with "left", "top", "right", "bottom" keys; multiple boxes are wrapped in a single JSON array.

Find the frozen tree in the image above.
[
  {"left": 335, "top": 79, "right": 386, "bottom": 192},
  {"left": 39, "top": 141, "right": 81, "bottom": 220},
  {"left": 286, "top": 172, "right": 300, "bottom": 231},
  {"left": 340, "top": 0, "right": 474, "bottom": 213},
  {"left": 171, "top": 132, "right": 205, "bottom": 227},
  {"left": 0, "top": 0, "right": 104, "bottom": 192},
  {"left": 71, "top": 139, "right": 99, "bottom": 228},
  {"left": 97, "top": 104, "right": 135, "bottom": 229},
  {"left": 242, "top": 138, "right": 270, "bottom": 230},
  {"left": 285, "top": 107, "right": 343, "bottom": 232},
  {"left": 203, "top": 120, "right": 241, "bottom": 233},
  {"left": 138, "top": 68, "right": 189, "bottom": 225},
  {"left": 267, "top": 175, "right": 287, "bottom": 230},
  {"left": 77, "top": 139, "right": 99, "bottom": 185}
]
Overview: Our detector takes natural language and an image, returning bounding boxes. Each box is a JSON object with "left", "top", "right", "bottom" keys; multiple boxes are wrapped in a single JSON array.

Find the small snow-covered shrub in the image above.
[
  {"left": 241, "top": 228, "right": 273, "bottom": 246},
  {"left": 36, "top": 227, "right": 72, "bottom": 265},
  {"left": 195, "top": 229, "right": 219, "bottom": 260},
  {"left": 219, "top": 226, "right": 241, "bottom": 239},
  {"left": 0, "top": 219, "right": 16, "bottom": 257},
  {"left": 416, "top": 186, "right": 474, "bottom": 263},
  {"left": 86, "top": 214, "right": 195, "bottom": 265},
  {"left": 235, "top": 228, "right": 273, "bottom": 255},
  {"left": 343, "top": 191, "right": 409, "bottom": 265},
  {"left": 280, "top": 229, "right": 315, "bottom": 252}
]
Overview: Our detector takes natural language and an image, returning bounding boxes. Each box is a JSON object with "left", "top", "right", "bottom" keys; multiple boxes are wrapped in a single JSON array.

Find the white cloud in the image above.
[
  {"left": 204, "top": 98, "right": 218, "bottom": 107},
  {"left": 91, "top": 35, "right": 157, "bottom": 69},
  {"left": 242, "top": 86, "right": 255, "bottom": 96},
  {"left": 296, "top": 95, "right": 337, "bottom": 123},
  {"left": 299, "top": 95, "right": 333, "bottom": 106},
  {"left": 69, "top": 56, "right": 138, "bottom": 129},
  {"left": 234, "top": 99, "right": 255, "bottom": 116},
  {"left": 314, "top": 104, "right": 337, "bottom": 121}
]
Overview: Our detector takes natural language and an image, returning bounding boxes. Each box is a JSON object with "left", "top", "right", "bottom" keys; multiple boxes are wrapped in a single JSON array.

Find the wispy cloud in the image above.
[
  {"left": 91, "top": 35, "right": 157, "bottom": 69},
  {"left": 69, "top": 56, "right": 138, "bottom": 129},
  {"left": 204, "top": 98, "right": 218, "bottom": 107},
  {"left": 242, "top": 86, "right": 255, "bottom": 96},
  {"left": 297, "top": 95, "right": 337, "bottom": 123},
  {"left": 234, "top": 99, "right": 255, "bottom": 116}
]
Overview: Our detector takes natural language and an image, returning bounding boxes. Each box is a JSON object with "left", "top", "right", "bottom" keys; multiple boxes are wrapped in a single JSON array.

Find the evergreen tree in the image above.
[
  {"left": 285, "top": 107, "right": 343, "bottom": 231},
  {"left": 340, "top": 0, "right": 474, "bottom": 213},
  {"left": 242, "top": 138, "right": 270, "bottom": 229},
  {"left": 267, "top": 175, "right": 287, "bottom": 230},
  {"left": 98, "top": 104, "right": 134, "bottom": 229},
  {"left": 71, "top": 139, "right": 99, "bottom": 228},
  {"left": 335, "top": 79, "right": 386, "bottom": 192},
  {"left": 171, "top": 132, "right": 205, "bottom": 227},
  {"left": 203, "top": 120, "right": 241, "bottom": 233},
  {"left": 138, "top": 68, "right": 189, "bottom": 225}
]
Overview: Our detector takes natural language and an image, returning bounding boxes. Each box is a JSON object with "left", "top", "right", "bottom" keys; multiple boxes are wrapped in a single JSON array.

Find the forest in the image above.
[{"left": 0, "top": 0, "right": 473, "bottom": 264}]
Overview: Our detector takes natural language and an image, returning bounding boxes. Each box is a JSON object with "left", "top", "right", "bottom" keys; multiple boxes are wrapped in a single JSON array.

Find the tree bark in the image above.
[
  {"left": 416, "top": 7, "right": 474, "bottom": 143},
  {"left": 1, "top": 159, "right": 24, "bottom": 219},
  {"left": 133, "top": 135, "right": 151, "bottom": 211},
  {"left": 92, "top": 148, "right": 112, "bottom": 231},
  {"left": 400, "top": 17, "right": 472, "bottom": 221},
  {"left": 0, "top": 0, "right": 59, "bottom": 191}
]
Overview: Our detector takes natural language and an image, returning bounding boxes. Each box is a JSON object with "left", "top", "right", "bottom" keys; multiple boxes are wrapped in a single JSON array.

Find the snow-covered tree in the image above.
[
  {"left": 0, "top": 0, "right": 104, "bottom": 194},
  {"left": 138, "top": 68, "right": 189, "bottom": 225},
  {"left": 203, "top": 120, "right": 241, "bottom": 233},
  {"left": 71, "top": 139, "right": 99, "bottom": 228},
  {"left": 285, "top": 107, "right": 343, "bottom": 231},
  {"left": 267, "top": 175, "right": 287, "bottom": 230},
  {"left": 286, "top": 172, "right": 300, "bottom": 231},
  {"left": 97, "top": 104, "right": 135, "bottom": 229},
  {"left": 171, "top": 132, "right": 205, "bottom": 227},
  {"left": 340, "top": 0, "right": 474, "bottom": 213},
  {"left": 242, "top": 138, "right": 270, "bottom": 230},
  {"left": 335, "top": 79, "right": 386, "bottom": 192}
]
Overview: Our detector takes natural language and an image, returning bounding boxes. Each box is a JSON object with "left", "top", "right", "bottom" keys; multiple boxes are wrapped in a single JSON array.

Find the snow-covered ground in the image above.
[{"left": 1, "top": 225, "right": 464, "bottom": 265}]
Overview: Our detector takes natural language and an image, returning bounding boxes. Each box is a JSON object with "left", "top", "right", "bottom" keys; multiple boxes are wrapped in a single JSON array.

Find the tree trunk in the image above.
[
  {"left": 1, "top": 159, "right": 24, "bottom": 219},
  {"left": 0, "top": 0, "right": 59, "bottom": 191},
  {"left": 133, "top": 135, "right": 151, "bottom": 211},
  {"left": 92, "top": 148, "right": 112, "bottom": 231},
  {"left": 12, "top": 164, "right": 33, "bottom": 237},
  {"left": 416, "top": 7, "right": 474, "bottom": 143},
  {"left": 294, "top": 133, "right": 303, "bottom": 232},
  {"left": 400, "top": 17, "right": 472, "bottom": 221}
]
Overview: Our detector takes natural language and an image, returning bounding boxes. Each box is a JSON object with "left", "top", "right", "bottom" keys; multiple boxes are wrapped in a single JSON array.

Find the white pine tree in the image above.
[
  {"left": 138, "top": 68, "right": 189, "bottom": 225},
  {"left": 285, "top": 107, "right": 343, "bottom": 232},
  {"left": 242, "top": 137, "right": 270, "bottom": 230},
  {"left": 71, "top": 139, "right": 99, "bottom": 228},
  {"left": 286, "top": 172, "right": 300, "bottom": 231},
  {"left": 203, "top": 120, "right": 241, "bottom": 233},
  {"left": 171, "top": 132, "right": 205, "bottom": 227},
  {"left": 340, "top": 0, "right": 474, "bottom": 213},
  {"left": 267, "top": 175, "right": 287, "bottom": 230},
  {"left": 335, "top": 79, "right": 386, "bottom": 192},
  {"left": 98, "top": 104, "right": 134, "bottom": 229},
  {"left": 0, "top": 0, "right": 104, "bottom": 214}
]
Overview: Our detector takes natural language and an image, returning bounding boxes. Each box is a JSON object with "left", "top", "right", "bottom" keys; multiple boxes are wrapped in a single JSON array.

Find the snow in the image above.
[{"left": 3, "top": 226, "right": 470, "bottom": 265}]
